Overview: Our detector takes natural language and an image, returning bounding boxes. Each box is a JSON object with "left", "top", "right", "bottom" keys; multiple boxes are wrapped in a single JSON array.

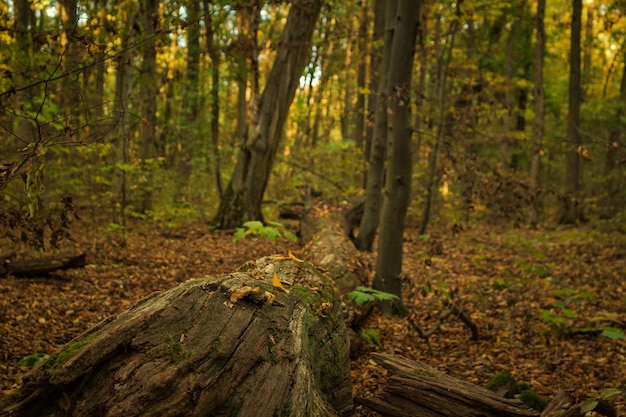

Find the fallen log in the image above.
[
  {"left": 2, "top": 252, "right": 86, "bottom": 277},
  {"left": 301, "top": 204, "right": 365, "bottom": 295},
  {"left": 539, "top": 390, "right": 616, "bottom": 417},
  {"left": 0, "top": 255, "right": 353, "bottom": 417},
  {"left": 356, "top": 353, "right": 540, "bottom": 417}
]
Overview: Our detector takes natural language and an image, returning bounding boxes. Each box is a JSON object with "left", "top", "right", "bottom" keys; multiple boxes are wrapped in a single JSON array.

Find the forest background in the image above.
[
  {"left": 1, "top": 0, "right": 626, "bottom": 414},
  {"left": 2, "top": 0, "right": 625, "bottom": 237}
]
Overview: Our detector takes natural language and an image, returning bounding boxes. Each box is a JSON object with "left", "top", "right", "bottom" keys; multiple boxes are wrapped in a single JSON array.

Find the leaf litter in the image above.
[{"left": 0, "top": 222, "right": 624, "bottom": 416}]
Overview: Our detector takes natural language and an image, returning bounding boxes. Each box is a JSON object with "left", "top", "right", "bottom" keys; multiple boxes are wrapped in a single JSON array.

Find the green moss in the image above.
[
  {"left": 273, "top": 401, "right": 292, "bottom": 417},
  {"left": 266, "top": 343, "right": 278, "bottom": 364},
  {"left": 147, "top": 335, "right": 192, "bottom": 364},
  {"left": 485, "top": 370, "right": 512, "bottom": 390},
  {"left": 517, "top": 389, "right": 548, "bottom": 411},
  {"left": 45, "top": 331, "right": 99, "bottom": 370},
  {"left": 413, "top": 367, "right": 438, "bottom": 378},
  {"left": 165, "top": 335, "right": 192, "bottom": 364},
  {"left": 291, "top": 284, "right": 323, "bottom": 308}
]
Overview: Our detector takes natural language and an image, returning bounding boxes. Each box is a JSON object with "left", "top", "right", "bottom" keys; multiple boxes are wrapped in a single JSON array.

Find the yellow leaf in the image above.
[
  {"left": 38, "top": 317, "right": 46, "bottom": 324},
  {"left": 272, "top": 273, "right": 289, "bottom": 293},
  {"left": 288, "top": 250, "right": 304, "bottom": 263}
]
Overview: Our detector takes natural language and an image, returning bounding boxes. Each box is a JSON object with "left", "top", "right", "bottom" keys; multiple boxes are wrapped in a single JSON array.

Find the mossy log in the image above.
[
  {"left": 356, "top": 353, "right": 540, "bottom": 417},
  {"left": 0, "top": 256, "right": 353, "bottom": 417}
]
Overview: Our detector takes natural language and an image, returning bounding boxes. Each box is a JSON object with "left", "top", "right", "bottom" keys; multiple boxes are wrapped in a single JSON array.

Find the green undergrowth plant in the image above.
[
  {"left": 232, "top": 220, "right": 297, "bottom": 243},
  {"left": 360, "top": 328, "right": 381, "bottom": 347},
  {"left": 347, "top": 286, "right": 400, "bottom": 305},
  {"left": 17, "top": 353, "right": 49, "bottom": 369},
  {"left": 539, "top": 288, "right": 625, "bottom": 340}
]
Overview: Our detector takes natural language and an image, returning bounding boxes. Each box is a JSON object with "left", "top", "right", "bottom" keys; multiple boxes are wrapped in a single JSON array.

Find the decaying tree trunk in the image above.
[
  {"left": 1, "top": 252, "right": 86, "bottom": 277},
  {"left": 356, "top": 353, "right": 539, "bottom": 417},
  {"left": 301, "top": 204, "right": 366, "bottom": 296},
  {"left": 0, "top": 256, "right": 353, "bottom": 417}
]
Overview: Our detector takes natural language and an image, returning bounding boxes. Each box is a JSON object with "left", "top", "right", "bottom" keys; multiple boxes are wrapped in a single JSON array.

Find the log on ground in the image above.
[
  {"left": 0, "top": 256, "right": 353, "bottom": 417},
  {"left": 300, "top": 204, "right": 365, "bottom": 295},
  {"left": 356, "top": 353, "right": 540, "bottom": 417},
  {"left": 3, "top": 252, "right": 86, "bottom": 277}
]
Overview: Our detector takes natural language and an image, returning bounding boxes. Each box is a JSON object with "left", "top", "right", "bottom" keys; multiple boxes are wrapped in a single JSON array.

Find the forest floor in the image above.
[{"left": 1, "top": 215, "right": 625, "bottom": 415}]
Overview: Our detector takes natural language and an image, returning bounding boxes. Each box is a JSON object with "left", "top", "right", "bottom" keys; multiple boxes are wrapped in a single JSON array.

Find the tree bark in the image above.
[
  {"left": 600, "top": 50, "right": 626, "bottom": 219},
  {"left": 0, "top": 256, "right": 353, "bottom": 417},
  {"left": 205, "top": 0, "right": 223, "bottom": 198},
  {"left": 137, "top": 0, "right": 159, "bottom": 214},
  {"left": 560, "top": 0, "right": 585, "bottom": 224},
  {"left": 354, "top": 0, "right": 396, "bottom": 252},
  {"left": 355, "top": 0, "right": 369, "bottom": 158},
  {"left": 213, "top": 0, "right": 324, "bottom": 229},
  {"left": 419, "top": 5, "right": 458, "bottom": 236},
  {"left": 356, "top": 354, "right": 539, "bottom": 417},
  {"left": 373, "top": 0, "right": 420, "bottom": 308},
  {"left": 529, "top": 0, "right": 546, "bottom": 227}
]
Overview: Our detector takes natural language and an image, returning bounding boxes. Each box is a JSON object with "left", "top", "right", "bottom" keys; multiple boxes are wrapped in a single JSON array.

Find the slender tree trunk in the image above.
[
  {"left": 499, "top": 2, "right": 524, "bottom": 171},
  {"left": 600, "top": 53, "right": 626, "bottom": 219},
  {"left": 205, "top": 0, "right": 223, "bottom": 198},
  {"left": 354, "top": 0, "right": 397, "bottom": 252},
  {"left": 341, "top": 1, "right": 356, "bottom": 141},
  {"left": 59, "top": 0, "right": 80, "bottom": 125},
  {"left": 137, "top": 0, "right": 159, "bottom": 214},
  {"left": 212, "top": 0, "right": 324, "bottom": 228},
  {"left": 364, "top": 0, "right": 385, "bottom": 165},
  {"left": 374, "top": 0, "right": 420, "bottom": 311},
  {"left": 582, "top": 2, "right": 594, "bottom": 98},
  {"left": 529, "top": 0, "right": 546, "bottom": 227},
  {"left": 560, "top": 0, "right": 585, "bottom": 224},
  {"left": 419, "top": 10, "right": 458, "bottom": 236},
  {"left": 412, "top": 1, "right": 428, "bottom": 167},
  {"left": 308, "top": 20, "right": 335, "bottom": 148},
  {"left": 111, "top": 3, "right": 138, "bottom": 225},
  {"left": 12, "top": 0, "right": 37, "bottom": 145},
  {"left": 355, "top": 0, "right": 369, "bottom": 157}
]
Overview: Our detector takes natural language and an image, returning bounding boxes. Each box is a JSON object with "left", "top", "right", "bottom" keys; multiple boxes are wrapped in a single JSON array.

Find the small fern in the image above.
[
  {"left": 232, "top": 220, "right": 297, "bottom": 243},
  {"left": 348, "top": 286, "right": 400, "bottom": 305}
]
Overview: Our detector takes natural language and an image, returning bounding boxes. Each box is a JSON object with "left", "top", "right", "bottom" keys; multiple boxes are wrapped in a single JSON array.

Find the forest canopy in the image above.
[{"left": 1, "top": 0, "right": 625, "bottom": 247}]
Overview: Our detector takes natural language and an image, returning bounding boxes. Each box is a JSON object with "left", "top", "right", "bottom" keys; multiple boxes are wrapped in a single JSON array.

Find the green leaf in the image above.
[
  {"left": 601, "top": 327, "right": 625, "bottom": 340},
  {"left": 232, "top": 228, "right": 246, "bottom": 243},
  {"left": 348, "top": 286, "right": 400, "bottom": 305},
  {"left": 261, "top": 227, "right": 281, "bottom": 242},
  {"left": 580, "top": 400, "right": 598, "bottom": 413},
  {"left": 283, "top": 230, "right": 298, "bottom": 242},
  {"left": 242, "top": 220, "right": 263, "bottom": 231},
  {"left": 562, "top": 309, "right": 578, "bottom": 319},
  {"left": 600, "top": 388, "right": 622, "bottom": 400}
]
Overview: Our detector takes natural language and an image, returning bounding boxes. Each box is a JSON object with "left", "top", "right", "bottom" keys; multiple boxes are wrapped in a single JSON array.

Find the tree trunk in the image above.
[
  {"left": 355, "top": 0, "right": 369, "bottom": 158},
  {"left": 529, "top": 0, "right": 546, "bottom": 227},
  {"left": 301, "top": 205, "right": 365, "bottom": 295},
  {"left": 137, "top": 0, "right": 159, "bottom": 214},
  {"left": 419, "top": 6, "right": 458, "bottom": 236},
  {"left": 560, "top": 0, "right": 585, "bottom": 224},
  {"left": 205, "top": 0, "right": 223, "bottom": 198},
  {"left": 354, "top": 0, "right": 396, "bottom": 252},
  {"left": 0, "top": 256, "right": 353, "bottom": 417},
  {"left": 600, "top": 50, "right": 626, "bottom": 219},
  {"left": 212, "top": 0, "right": 324, "bottom": 229},
  {"left": 373, "top": 0, "right": 420, "bottom": 309},
  {"left": 356, "top": 354, "right": 539, "bottom": 417},
  {"left": 111, "top": 2, "right": 138, "bottom": 226}
]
